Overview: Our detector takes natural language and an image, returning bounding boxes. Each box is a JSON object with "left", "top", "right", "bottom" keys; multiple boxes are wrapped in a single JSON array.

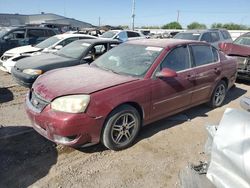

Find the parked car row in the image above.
[{"left": 0, "top": 33, "right": 97, "bottom": 73}]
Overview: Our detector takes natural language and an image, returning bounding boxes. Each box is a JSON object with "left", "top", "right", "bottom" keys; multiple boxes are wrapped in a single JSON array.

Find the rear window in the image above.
[
  {"left": 174, "top": 32, "right": 201, "bottom": 40},
  {"left": 221, "top": 30, "right": 232, "bottom": 40},
  {"left": 127, "top": 31, "right": 140, "bottom": 38}
]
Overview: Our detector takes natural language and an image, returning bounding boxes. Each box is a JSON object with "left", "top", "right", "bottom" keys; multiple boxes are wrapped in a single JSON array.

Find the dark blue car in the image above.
[{"left": 0, "top": 26, "right": 57, "bottom": 56}]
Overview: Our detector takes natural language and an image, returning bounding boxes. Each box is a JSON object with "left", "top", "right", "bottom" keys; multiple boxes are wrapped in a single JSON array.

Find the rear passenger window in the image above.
[
  {"left": 191, "top": 45, "right": 216, "bottom": 66},
  {"left": 127, "top": 31, "right": 140, "bottom": 38},
  {"left": 221, "top": 30, "right": 232, "bottom": 40},
  {"left": 27, "top": 29, "right": 45, "bottom": 37},
  {"left": 161, "top": 45, "right": 190, "bottom": 72}
]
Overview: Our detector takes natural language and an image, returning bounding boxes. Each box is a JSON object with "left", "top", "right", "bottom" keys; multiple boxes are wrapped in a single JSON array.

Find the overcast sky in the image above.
[{"left": 0, "top": 0, "right": 249, "bottom": 28}]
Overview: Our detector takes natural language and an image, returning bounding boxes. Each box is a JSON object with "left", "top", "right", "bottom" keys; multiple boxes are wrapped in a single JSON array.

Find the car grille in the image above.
[{"left": 30, "top": 91, "right": 49, "bottom": 112}]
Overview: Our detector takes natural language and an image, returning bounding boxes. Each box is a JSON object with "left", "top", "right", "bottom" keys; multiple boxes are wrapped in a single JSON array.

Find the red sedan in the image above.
[{"left": 25, "top": 39, "right": 237, "bottom": 150}]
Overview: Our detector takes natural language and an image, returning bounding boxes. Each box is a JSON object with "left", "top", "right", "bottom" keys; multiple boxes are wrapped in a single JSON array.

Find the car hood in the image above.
[
  {"left": 15, "top": 53, "right": 76, "bottom": 71},
  {"left": 220, "top": 43, "right": 250, "bottom": 57},
  {"left": 4, "top": 45, "right": 41, "bottom": 55},
  {"left": 33, "top": 65, "right": 139, "bottom": 101}
]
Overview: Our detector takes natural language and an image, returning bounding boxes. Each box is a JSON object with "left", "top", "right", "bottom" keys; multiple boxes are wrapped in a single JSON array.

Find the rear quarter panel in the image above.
[{"left": 219, "top": 52, "right": 237, "bottom": 88}]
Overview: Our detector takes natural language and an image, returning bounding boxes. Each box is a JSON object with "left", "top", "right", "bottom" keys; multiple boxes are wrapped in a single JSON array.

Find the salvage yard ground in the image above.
[{"left": 0, "top": 70, "right": 249, "bottom": 188}]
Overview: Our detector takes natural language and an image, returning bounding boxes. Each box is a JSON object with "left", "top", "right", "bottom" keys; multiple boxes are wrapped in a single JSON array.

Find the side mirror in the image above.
[
  {"left": 81, "top": 55, "right": 93, "bottom": 64},
  {"left": 54, "top": 45, "right": 63, "bottom": 50},
  {"left": 156, "top": 68, "right": 177, "bottom": 78}
]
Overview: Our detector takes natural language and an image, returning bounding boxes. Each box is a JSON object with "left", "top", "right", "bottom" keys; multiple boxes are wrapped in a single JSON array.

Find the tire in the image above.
[
  {"left": 208, "top": 80, "right": 227, "bottom": 108},
  {"left": 102, "top": 105, "right": 141, "bottom": 151}
]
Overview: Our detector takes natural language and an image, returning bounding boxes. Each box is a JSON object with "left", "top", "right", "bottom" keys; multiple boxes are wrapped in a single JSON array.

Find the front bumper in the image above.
[
  {"left": 11, "top": 67, "right": 39, "bottom": 88},
  {"left": 25, "top": 92, "right": 104, "bottom": 147}
]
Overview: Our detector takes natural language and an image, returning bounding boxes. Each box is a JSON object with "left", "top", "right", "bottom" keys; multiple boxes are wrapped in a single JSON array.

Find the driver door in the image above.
[{"left": 150, "top": 45, "right": 195, "bottom": 120}]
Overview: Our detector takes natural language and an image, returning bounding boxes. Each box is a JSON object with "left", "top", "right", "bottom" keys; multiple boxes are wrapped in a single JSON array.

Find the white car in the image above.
[
  {"left": 0, "top": 33, "right": 97, "bottom": 73},
  {"left": 100, "top": 30, "right": 145, "bottom": 42}
]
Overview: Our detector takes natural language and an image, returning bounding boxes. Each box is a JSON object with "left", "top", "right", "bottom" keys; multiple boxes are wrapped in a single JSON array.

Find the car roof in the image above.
[
  {"left": 107, "top": 30, "right": 140, "bottom": 33},
  {"left": 73, "top": 38, "right": 121, "bottom": 44},
  {"left": 126, "top": 39, "right": 207, "bottom": 48},
  {"left": 54, "top": 33, "right": 97, "bottom": 39}
]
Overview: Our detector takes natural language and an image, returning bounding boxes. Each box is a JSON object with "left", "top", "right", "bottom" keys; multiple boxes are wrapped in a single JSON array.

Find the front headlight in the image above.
[
  {"left": 23, "top": 69, "right": 43, "bottom": 75},
  {"left": 51, "top": 95, "right": 90, "bottom": 113}
]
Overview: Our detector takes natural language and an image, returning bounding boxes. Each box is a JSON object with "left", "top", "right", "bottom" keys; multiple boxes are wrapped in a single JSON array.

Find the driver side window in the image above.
[{"left": 160, "top": 45, "right": 191, "bottom": 72}]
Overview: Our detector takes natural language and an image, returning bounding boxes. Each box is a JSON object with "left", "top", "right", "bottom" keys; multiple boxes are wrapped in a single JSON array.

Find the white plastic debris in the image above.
[{"left": 206, "top": 108, "right": 250, "bottom": 188}]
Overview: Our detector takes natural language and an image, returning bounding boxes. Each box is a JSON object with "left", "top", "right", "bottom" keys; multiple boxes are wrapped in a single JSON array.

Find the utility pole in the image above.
[
  {"left": 177, "top": 10, "right": 180, "bottom": 23},
  {"left": 131, "top": 0, "right": 135, "bottom": 30},
  {"left": 98, "top": 16, "right": 101, "bottom": 27}
]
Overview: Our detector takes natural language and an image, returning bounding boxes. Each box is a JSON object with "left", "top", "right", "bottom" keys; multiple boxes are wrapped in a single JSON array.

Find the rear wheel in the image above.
[
  {"left": 208, "top": 80, "right": 227, "bottom": 108},
  {"left": 102, "top": 105, "right": 141, "bottom": 151}
]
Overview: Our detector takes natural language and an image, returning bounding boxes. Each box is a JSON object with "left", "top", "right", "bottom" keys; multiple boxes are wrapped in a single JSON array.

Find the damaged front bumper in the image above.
[{"left": 25, "top": 92, "right": 104, "bottom": 147}]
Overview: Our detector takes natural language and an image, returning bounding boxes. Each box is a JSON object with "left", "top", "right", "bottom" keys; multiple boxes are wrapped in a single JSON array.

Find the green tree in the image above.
[
  {"left": 211, "top": 23, "right": 224, "bottom": 29},
  {"left": 187, "top": 22, "right": 207, "bottom": 29},
  {"left": 161, "top": 22, "right": 182, "bottom": 29},
  {"left": 223, "top": 23, "right": 247, "bottom": 30},
  {"left": 211, "top": 22, "right": 248, "bottom": 30}
]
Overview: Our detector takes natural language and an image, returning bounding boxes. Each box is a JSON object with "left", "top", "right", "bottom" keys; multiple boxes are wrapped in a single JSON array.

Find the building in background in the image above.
[{"left": 0, "top": 13, "right": 94, "bottom": 32}]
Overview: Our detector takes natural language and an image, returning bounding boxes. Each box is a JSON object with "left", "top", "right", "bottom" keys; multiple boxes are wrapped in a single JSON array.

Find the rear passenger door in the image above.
[{"left": 190, "top": 44, "right": 221, "bottom": 104}]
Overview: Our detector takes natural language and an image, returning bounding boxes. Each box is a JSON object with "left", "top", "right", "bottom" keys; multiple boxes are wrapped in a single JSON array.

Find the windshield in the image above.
[
  {"left": 56, "top": 40, "right": 90, "bottom": 59},
  {"left": 94, "top": 44, "right": 163, "bottom": 77},
  {"left": 174, "top": 32, "right": 201, "bottom": 40},
  {"left": 101, "top": 31, "right": 118, "bottom": 38},
  {"left": 35, "top": 36, "right": 61, "bottom": 49},
  {"left": 234, "top": 36, "right": 250, "bottom": 46}
]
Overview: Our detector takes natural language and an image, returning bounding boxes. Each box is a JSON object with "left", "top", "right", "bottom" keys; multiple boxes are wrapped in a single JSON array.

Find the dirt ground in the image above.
[{"left": 0, "top": 70, "right": 249, "bottom": 188}]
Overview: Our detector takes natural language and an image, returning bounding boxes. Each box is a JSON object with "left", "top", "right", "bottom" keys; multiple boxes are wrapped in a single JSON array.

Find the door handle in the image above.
[{"left": 187, "top": 74, "right": 196, "bottom": 81}]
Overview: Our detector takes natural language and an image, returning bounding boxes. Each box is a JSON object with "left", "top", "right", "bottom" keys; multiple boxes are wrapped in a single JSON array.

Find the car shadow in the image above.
[
  {"left": 76, "top": 85, "right": 247, "bottom": 152},
  {"left": 0, "top": 126, "right": 58, "bottom": 188},
  {"left": 0, "top": 87, "right": 14, "bottom": 103}
]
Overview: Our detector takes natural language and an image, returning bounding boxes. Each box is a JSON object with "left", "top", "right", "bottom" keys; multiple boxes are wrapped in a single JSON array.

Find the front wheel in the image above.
[
  {"left": 208, "top": 80, "right": 227, "bottom": 108},
  {"left": 102, "top": 105, "right": 141, "bottom": 151}
]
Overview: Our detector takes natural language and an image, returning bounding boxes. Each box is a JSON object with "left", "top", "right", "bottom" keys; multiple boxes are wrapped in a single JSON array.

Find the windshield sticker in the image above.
[
  {"left": 146, "top": 47, "right": 163, "bottom": 52},
  {"left": 193, "top": 34, "right": 200, "bottom": 36},
  {"left": 81, "top": 43, "right": 91, "bottom": 47}
]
